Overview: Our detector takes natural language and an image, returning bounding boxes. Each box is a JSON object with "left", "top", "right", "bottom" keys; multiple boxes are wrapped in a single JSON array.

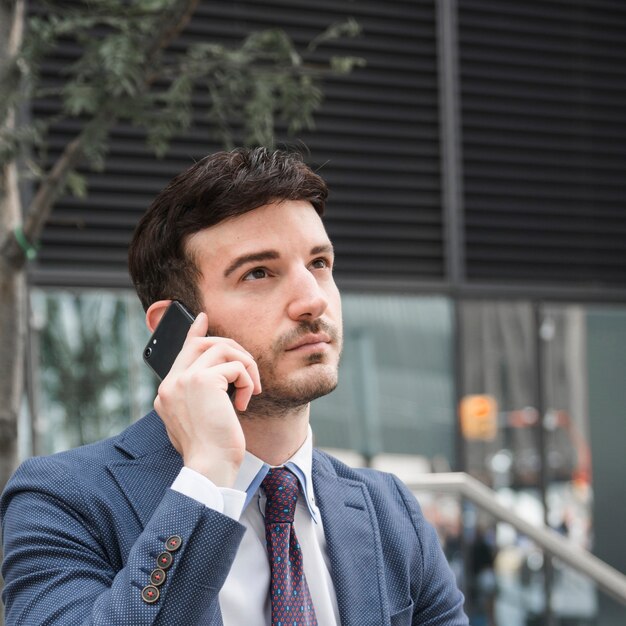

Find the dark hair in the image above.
[{"left": 128, "top": 147, "right": 328, "bottom": 312}]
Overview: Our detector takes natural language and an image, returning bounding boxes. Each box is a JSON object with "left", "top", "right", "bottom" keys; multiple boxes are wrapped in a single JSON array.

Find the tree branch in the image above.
[
  {"left": 147, "top": 0, "right": 200, "bottom": 60},
  {"left": 143, "top": 0, "right": 201, "bottom": 86},
  {"left": 1, "top": 0, "right": 200, "bottom": 269}
]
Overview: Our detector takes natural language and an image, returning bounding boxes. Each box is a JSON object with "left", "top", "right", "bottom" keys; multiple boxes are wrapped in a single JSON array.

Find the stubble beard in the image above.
[
  {"left": 243, "top": 353, "right": 339, "bottom": 418},
  {"left": 209, "top": 318, "right": 342, "bottom": 420}
]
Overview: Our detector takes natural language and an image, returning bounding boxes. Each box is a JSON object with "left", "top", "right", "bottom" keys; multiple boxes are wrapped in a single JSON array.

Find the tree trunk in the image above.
[
  {"left": 0, "top": 256, "right": 26, "bottom": 489},
  {"left": 0, "top": 160, "right": 27, "bottom": 492},
  {"left": 1, "top": 6, "right": 28, "bottom": 621},
  {"left": 1, "top": 0, "right": 27, "bottom": 499}
]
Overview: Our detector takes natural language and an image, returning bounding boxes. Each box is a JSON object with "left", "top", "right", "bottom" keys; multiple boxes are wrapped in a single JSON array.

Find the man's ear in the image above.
[{"left": 145, "top": 300, "right": 172, "bottom": 332}]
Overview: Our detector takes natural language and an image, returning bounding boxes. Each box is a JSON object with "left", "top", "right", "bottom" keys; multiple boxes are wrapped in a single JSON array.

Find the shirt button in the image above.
[
  {"left": 157, "top": 551, "right": 173, "bottom": 569},
  {"left": 165, "top": 535, "right": 182, "bottom": 552},
  {"left": 150, "top": 568, "right": 167, "bottom": 586},
  {"left": 141, "top": 585, "right": 160, "bottom": 603}
]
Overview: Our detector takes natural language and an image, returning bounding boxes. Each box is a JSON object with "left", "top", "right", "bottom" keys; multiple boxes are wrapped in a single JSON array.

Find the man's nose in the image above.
[{"left": 286, "top": 268, "right": 329, "bottom": 321}]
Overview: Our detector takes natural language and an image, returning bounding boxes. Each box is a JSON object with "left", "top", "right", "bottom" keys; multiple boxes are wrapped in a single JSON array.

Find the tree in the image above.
[{"left": 0, "top": 0, "right": 363, "bottom": 491}]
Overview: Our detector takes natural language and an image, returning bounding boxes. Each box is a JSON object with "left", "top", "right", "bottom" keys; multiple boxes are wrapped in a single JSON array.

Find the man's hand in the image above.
[{"left": 153, "top": 312, "right": 261, "bottom": 487}]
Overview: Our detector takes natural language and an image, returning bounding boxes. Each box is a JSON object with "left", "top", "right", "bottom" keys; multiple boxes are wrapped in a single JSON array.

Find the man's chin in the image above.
[
  {"left": 244, "top": 367, "right": 338, "bottom": 415},
  {"left": 288, "top": 362, "right": 339, "bottom": 397}
]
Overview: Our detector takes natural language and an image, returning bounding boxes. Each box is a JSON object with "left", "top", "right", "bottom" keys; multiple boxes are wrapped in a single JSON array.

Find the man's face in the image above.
[{"left": 186, "top": 200, "right": 343, "bottom": 413}]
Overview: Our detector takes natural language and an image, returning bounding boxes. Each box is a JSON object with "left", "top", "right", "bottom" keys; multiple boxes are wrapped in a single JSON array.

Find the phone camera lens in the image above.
[{"left": 144, "top": 347, "right": 152, "bottom": 359}]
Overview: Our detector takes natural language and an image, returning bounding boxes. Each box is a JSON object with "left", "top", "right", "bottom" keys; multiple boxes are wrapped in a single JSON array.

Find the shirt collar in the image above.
[{"left": 234, "top": 425, "right": 318, "bottom": 522}]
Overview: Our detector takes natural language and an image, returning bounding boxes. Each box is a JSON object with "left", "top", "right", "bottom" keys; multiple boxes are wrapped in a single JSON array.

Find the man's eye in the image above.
[
  {"left": 242, "top": 267, "right": 268, "bottom": 281},
  {"left": 311, "top": 258, "right": 330, "bottom": 270}
]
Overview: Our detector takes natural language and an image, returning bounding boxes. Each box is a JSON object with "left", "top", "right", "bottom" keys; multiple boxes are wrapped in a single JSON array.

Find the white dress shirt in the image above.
[{"left": 171, "top": 427, "right": 341, "bottom": 626}]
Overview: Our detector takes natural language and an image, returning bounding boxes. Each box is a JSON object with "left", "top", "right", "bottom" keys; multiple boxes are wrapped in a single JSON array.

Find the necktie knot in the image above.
[{"left": 262, "top": 467, "right": 299, "bottom": 524}]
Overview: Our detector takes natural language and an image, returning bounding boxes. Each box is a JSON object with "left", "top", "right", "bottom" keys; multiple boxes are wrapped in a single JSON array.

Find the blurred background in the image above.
[{"left": 3, "top": 1, "right": 626, "bottom": 625}]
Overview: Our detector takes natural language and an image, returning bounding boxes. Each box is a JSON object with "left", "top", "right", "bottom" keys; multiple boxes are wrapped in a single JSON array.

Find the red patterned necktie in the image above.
[{"left": 261, "top": 467, "right": 318, "bottom": 626}]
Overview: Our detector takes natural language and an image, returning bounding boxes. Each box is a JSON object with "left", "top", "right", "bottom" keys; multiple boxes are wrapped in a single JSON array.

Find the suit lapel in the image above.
[
  {"left": 106, "top": 411, "right": 183, "bottom": 527},
  {"left": 312, "top": 451, "right": 391, "bottom": 626}
]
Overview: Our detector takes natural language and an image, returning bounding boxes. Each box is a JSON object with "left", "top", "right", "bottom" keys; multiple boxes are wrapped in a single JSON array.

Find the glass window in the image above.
[
  {"left": 579, "top": 306, "right": 626, "bottom": 623},
  {"left": 27, "top": 289, "right": 155, "bottom": 456},
  {"left": 459, "top": 300, "right": 540, "bottom": 488},
  {"left": 311, "top": 294, "right": 456, "bottom": 465}
]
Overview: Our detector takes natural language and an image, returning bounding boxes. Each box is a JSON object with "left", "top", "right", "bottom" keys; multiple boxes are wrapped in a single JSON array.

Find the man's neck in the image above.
[{"left": 240, "top": 404, "right": 310, "bottom": 466}]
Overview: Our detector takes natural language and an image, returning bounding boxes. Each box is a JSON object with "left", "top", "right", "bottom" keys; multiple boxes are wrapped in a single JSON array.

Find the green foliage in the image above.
[
  {"left": 62, "top": 82, "right": 100, "bottom": 116},
  {"left": 307, "top": 17, "right": 362, "bottom": 53},
  {"left": 157, "top": 28, "right": 329, "bottom": 150},
  {"left": 1, "top": 0, "right": 365, "bottom": 196},
  {"left": 65, "top": 171, "right": 87, "bottom": 198},
  {"left": 330, "top": 56, "right": 368, "bottom": 74}
]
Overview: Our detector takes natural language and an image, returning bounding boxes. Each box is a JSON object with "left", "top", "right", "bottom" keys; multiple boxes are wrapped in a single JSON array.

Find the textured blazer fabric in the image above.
[{"left": 1, "top": 411, "right": 468, "bottom": 625}]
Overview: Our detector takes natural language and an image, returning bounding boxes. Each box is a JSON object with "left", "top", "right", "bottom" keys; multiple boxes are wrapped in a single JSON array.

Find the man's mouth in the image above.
[{"left": 285, "top": 333, "right": 332, "bottom": 352}]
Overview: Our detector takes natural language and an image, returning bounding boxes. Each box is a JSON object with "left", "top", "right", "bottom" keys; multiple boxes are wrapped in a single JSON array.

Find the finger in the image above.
[
  {"left": 184, "top": 361, "right": 256, "bottom": 411},
  {"left": 185, "top": 335, "right": 254, "bottom": 361},
  {"left": 190, "top": 311, "right": 209, "bottom": 337},
  {"left": 170, "top": 332, "right": 255, "bottom": 378},
  {"left": 186, "top": 343, "right": 261, "bottom": 394}
]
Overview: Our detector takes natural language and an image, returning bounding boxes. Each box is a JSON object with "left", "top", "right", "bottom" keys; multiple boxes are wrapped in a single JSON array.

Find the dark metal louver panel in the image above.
[
  {"left": 30, "top": 0, "right": 443, "bottom": 288},
  {"left": 459, "top": 0, "right": 626, "bottom": 286}
]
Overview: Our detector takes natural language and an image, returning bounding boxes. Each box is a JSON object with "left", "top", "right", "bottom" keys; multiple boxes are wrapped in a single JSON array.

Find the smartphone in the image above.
[
  {"left": 143, "top": 300, "right": 195, "bottom": 380},
  {"left": 143, "top": 301, "right": 236, "bottom": 400}
]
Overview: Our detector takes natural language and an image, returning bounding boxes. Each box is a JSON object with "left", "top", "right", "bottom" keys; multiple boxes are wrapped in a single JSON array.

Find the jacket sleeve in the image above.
[
  {"left": 1, "top": 456, "right": 246, "bottom": 625},
  {"left": 390, "top": 475, "right": 469, "bottom": 626}
]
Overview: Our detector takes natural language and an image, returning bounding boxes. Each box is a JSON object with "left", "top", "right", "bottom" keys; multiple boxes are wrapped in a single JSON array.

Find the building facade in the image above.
[{"left": 22, "top": 2, "right": 626, "bottom": 624}]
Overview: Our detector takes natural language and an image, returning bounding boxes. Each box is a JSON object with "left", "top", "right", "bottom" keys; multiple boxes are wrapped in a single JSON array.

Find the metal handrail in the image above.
[{"left": 406, "top": 472, "right": 626, "bottom": 606}]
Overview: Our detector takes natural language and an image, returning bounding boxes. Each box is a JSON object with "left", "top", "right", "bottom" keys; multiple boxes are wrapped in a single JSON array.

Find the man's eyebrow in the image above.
[
  {"left": 311, "top": 243, "right": 334, "bottom": 256},
  {"left": 224, "top": 250, "right": 280, "bottom": 277}
]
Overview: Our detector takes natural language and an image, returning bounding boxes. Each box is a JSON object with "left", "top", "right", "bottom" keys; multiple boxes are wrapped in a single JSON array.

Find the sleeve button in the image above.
[
  {"left": 165, "top": 535, "right": 182, "bottom": 552},
  {"left": 150, "top": 568, "right": 167, "bottom": 586},
  {"left": 142, "top": 585, "right": 160, "bottom": 603},
  {"left": 157, "top": 551, "right": 173, "bottom": 569}
]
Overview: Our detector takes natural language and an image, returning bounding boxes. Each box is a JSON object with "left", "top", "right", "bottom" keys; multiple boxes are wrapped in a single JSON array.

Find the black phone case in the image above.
[{"left": 143, "top": 301, "right": 195, "bottom": 381}]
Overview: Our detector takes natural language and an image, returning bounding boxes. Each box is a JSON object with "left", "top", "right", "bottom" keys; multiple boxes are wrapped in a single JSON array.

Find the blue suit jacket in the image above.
[{"left": 1, "top": 411, "right": 468, "bottom": 625}]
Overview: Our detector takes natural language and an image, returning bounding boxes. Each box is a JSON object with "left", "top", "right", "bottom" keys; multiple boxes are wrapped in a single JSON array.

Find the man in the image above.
[{"left": 1, "top": 148, "right": 468, "bottom": 625}]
